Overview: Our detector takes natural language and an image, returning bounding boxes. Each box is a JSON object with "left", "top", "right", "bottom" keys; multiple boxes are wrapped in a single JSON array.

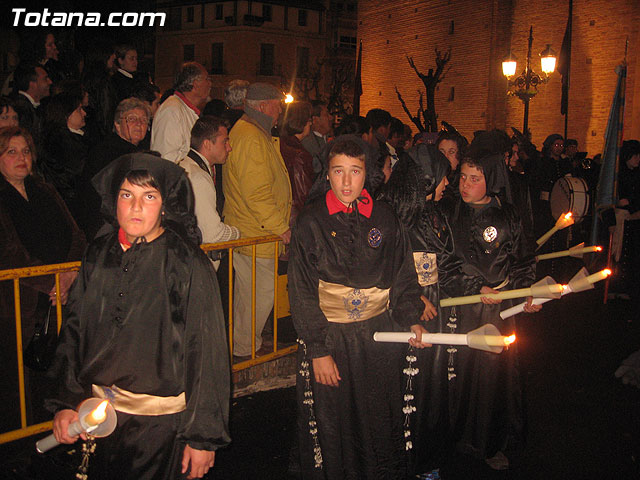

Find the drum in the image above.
[{"left": 550, "top": 176, "right": 590, "bottom": 223}]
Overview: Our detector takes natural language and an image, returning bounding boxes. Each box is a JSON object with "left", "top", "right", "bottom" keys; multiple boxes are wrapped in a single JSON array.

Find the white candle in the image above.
[
  {"left": 440, "top": 281, "right": 563, "bottom": 307},
  {"left": 536, "top": 212, "right": 574, "bottom": 247},
  {"left": 373, "top": 325, "right": 516, "bottom": 354},
  {"left": 36, "top": 398, "right": 114, "bottom": 454},
  {"left": 536, "top": 245, "right": 601, "bottom": 261},
  {"left": 585, "top": 269, "right": 611, "bottom": 284}
]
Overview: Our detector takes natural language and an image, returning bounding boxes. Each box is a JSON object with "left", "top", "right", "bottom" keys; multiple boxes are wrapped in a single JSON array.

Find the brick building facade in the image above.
[{"left": 359, "top": 0, "right": 640, "bottom": 155}]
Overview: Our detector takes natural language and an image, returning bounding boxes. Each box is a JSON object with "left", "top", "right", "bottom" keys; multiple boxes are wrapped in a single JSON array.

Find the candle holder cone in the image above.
[
  {"left": 467, "top": 324, "right": 506, "bottom": 354},
  {"left": 36, "top": 398, "right": 117, "bottom": 453},
  {"left": 568, "top": 242, "right": 586, "bottom": 258},
  {"left": 529, "top": 276, "right": 563, "bottom": 299},
  {"left": 566, "top": 267, "right": 595, "bottom": 293}
]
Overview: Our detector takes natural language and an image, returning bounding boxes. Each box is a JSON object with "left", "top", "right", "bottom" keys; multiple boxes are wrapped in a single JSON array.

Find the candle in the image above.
[
  {"left": 500, "top": 267, "right": 611, "bottom": 318},
  {"left": 536, "top": 212, "right": 574, "bottom": 247},
  {"left": 440, "top": 277, "right": 563, "bottom": 307},
  {"left": 84, "top": 400, "right": 108, "bottom": 427},
  {"left": 536, "top": 244, "right": 602, "bottom": 261},
  {"left": 36, "top": 398, "right": 116, "bottom": 454},
  {"left": 585, "top": 268, "right": 611, "bottom": 284},
  {"left": 373, "top": 324, "right": 516, "bottom": 354}
]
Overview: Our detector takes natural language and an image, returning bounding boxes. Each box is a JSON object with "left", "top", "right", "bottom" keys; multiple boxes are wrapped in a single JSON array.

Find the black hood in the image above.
[{"left": 92, "top": 152, "right": 201, "bottom": 245}]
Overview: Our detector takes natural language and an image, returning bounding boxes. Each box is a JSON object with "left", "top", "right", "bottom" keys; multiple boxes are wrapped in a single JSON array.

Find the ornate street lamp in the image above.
[{"left": 502, "top": 26, "right": 556, "bottom": 134}]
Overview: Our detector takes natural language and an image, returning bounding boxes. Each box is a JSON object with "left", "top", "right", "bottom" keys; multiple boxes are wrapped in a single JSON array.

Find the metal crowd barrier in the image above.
[{"left": 0, "top": 235, "right": 295, "bottom": 445}]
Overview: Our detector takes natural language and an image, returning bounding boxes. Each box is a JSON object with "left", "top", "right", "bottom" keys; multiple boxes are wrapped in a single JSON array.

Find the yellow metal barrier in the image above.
[{"left": 0, "top": 235, "right": 295, "bottom": 445}]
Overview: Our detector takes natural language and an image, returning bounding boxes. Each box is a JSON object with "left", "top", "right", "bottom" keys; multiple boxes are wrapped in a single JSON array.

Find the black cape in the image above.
[{"left": 289, "top": 195, "right": 423, "bottom": 479}]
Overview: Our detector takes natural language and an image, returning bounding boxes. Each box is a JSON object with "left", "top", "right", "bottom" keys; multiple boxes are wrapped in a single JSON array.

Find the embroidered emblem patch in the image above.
[
  {"left": 413, "top": 252, "right": 438, "bottom": 286},
  {"left": 343, "top": 288, "right": 369, "bottom": 320},
  {"left": 483, "top": 226, "right": 498, "bottom": 243},
  {"left": 367, "top": 228, "right": 382, "bottom": 248}
]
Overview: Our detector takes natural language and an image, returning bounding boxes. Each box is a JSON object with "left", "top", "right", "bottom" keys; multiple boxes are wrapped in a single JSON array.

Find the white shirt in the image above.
[
  {"left": 18, "top": 91, "right": 39, "bottom": 108},
  {"left": 151, "top": 94, "right": 199, "bottom": 163},
  {"left": 178, "top": 149, "right": 240, "bottom": 258},
  {"left": 387, "top": 142, "right": 399, "bottom": 169},
  {"left": 117, "top": 68, "right": 133, "bottom": 79}
]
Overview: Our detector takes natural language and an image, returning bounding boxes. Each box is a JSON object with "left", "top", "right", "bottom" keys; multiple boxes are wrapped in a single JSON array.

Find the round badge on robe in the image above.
[
  {"left": 367, "top": 228, "right": 382, "bottom": 248},
  {"left": 483, "top": 226, "right": 498, "bottom": 243}
]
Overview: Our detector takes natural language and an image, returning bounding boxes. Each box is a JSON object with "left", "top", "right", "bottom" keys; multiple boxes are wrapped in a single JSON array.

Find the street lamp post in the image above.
[{"left": 502, "top": 26, "right": 556, "bottom": 134}]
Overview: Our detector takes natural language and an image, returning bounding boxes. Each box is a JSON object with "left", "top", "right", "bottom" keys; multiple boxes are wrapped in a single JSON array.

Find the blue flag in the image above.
[{"left": 590, "top": 64, "right": 626, "bottom": 244}]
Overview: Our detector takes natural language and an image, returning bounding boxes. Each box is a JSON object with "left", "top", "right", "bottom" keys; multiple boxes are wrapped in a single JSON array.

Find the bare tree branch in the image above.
[{"left": 395, "top": 86, "right": 425, "bottom": 132}]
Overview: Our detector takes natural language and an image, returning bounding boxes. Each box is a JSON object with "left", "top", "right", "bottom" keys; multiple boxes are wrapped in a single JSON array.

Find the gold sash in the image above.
[
  {"left": 318, "top": 279, "right": 389, "bottom": 323},
  {"left": 413, "top": 252, "right": 438, "bottom": 287},
  {"left": 92, "top": 384, "right": 186, "bottom": 416}
]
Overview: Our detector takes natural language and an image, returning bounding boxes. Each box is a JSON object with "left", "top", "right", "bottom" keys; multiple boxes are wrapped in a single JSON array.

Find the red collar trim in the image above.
[
  {"left": 118, "top": 227, "right": 132, "bottom": 251},
  {"left": 175, "top": 91, "right": 201, "bottom": 116},
  {"left": 326, "top": 189, "right": 373, "bottom": 218}
]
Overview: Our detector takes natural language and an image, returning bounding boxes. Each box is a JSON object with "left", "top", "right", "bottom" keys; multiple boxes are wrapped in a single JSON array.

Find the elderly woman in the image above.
[
  {"left": 280, "top": 101, "right": 314, "bottom": 227},
  {"left": 89, "top": 97, "right": 150, "bottom": 176},
  {"left": 48, "top": 153, "right": 230, "bottom": 479},
  {"left": 0, "top": 126, "right": 86, "bottom": 430}
]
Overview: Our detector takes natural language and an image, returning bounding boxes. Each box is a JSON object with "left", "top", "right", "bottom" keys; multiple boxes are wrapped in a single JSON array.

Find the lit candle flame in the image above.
[
  {"left": 564, "top": 212, "right": 573, "bottom": 220},
  {"left": 85, "top": 400, "right": 109, "bottom": 427},
  {"left": 561, "top": 285, "right": 569, "bottom": 292},
  {"left": 603, "top": 268, "right": 612, "bottom": 276},
  {"left": 504, "top": 334, "right": 516, "bottom": 346},
  {"left": 595, "top": 246, "right": 602, "bottom": 252},
  {"left": 284, "top": 94, "right": 294, "bottom": 104}
]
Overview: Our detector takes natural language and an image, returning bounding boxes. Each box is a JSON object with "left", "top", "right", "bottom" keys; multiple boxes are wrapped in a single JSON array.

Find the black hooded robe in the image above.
[
  {"left": 445, "top": 194, "right": 534, "bottom": 461},
  {"left": 47, "top": 154, "right": 229, "bottom": 480},
  {"left": 289, "top": 195, "right": 423, "bottom": 480}
]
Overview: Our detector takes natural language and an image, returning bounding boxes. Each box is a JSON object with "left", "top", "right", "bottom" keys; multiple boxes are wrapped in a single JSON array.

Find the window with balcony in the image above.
[
  {"left": 183, "top": 44, "right": 195, "bottom": 61},
  {"left": 260, "top": 43, "right": 275, "bottom": 76},
  {"left": 298, "top": 9, "right": 307, "bottom": 27},
  {"left": 211, "top": 43, "right": 224, "bottom": 74},
  {"left": 297, "top": 47, "right": 309, "bottom": 75},
  {"left": 263, "top": 4, "right": 272, "bottom": 22}
]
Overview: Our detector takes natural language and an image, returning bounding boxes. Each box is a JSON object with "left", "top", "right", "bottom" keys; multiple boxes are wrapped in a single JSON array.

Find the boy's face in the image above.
[
  {"left": 459, "top": 163, "right": 489, "bottom": 205},
  {"left": 328, "top": 154, "right": 366, "bottom": 206},
  {"left": 117, "top": 179, "right": 164, "bottom": 243}
]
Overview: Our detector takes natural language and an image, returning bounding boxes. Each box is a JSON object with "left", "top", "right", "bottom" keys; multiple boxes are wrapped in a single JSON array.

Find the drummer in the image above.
[{"left": 533, "top": 134, "right": 573, "bottom": 256}]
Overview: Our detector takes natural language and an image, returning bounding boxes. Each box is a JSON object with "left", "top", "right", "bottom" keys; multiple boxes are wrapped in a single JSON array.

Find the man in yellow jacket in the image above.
[{"left": 222, "top": 83, "right": 292, "bottom": 358}]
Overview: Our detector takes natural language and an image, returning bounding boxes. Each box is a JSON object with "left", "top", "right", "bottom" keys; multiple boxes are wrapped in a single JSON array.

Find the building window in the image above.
[
  {"left": 167, "top": 7, "right": 182, "bottom": 30},
  {"left": 448, "top": 86, "right": 455, "bottom": 102},
  {"left": 263, "top": 4, "right": 272, "bottom": 22},
  {"left": 186, "top": 6, "right": 194, "bottom": 23},
  {"left": 260, "top": 43, "right": 275, "bottom": 76},
  {"left": 346, "top": 3, "right": 356, "bottom": 13},
  {"left": 449, "top": 20, "right": 454, "bottom": 34},
  {"left": 211, "top": 43, "right": 224, "bottom": 74},
  {"left": 183, "top": 44, "right": 195, "bottom": 61},
  {"left": 339, "top": 35, "right": 357, "bottom": 50},
  {"left": 298, "top": 9, "right": 307, "bottom": 26},
  {"left": 216, "top": 4, "right": 223, "bottom": 20},
  {"left": 297, "top": 46, "right": 309, "bottom": 75}
]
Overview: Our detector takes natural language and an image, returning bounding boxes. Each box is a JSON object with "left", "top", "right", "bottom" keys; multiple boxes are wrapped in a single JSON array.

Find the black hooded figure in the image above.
[
  {"left": 289, "top": 136, "right": 424, "bottom": 479},
  {"left": 442, "top": 153, "right": 536, "bottom": 469},
  {"left": 378, "top": 143, "right": 486, "bottom": 474},
  {"left": 46, "top": 153, "right": 230, "bottom": 480}
]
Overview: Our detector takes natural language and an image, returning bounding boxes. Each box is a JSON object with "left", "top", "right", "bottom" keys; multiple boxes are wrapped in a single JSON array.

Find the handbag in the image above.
[{"left": 24, "top": 304, "right": 59, "bottom": 372}]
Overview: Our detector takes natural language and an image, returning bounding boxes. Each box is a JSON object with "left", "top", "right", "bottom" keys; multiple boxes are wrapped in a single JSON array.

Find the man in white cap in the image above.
[{"left": 222, "top": 82, "right": 292, "bottom": 359}]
